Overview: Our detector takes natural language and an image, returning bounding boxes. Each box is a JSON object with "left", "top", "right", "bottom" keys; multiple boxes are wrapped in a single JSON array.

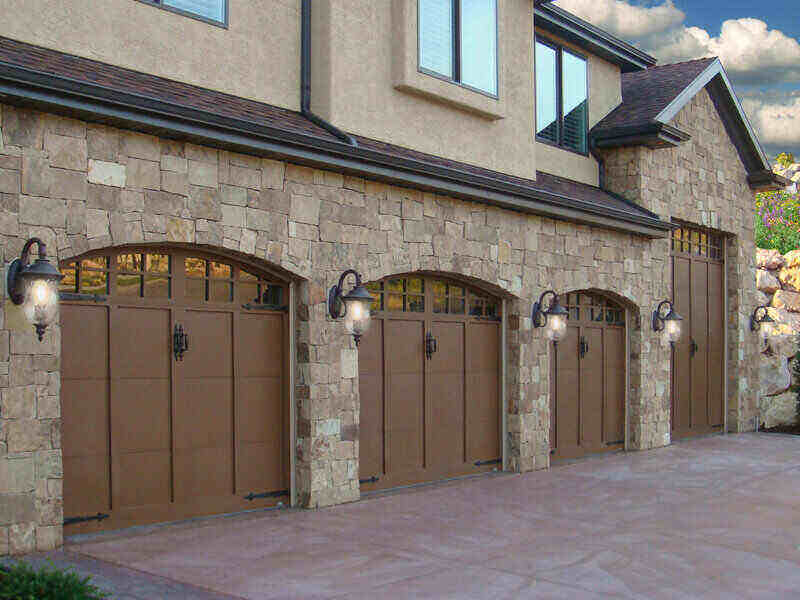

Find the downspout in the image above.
[
  {"left": 301, "top": 0, "right": 357, "bottom": 147},
  {"left": 589, "top": 136, "right": 606, "bottom": 190}
]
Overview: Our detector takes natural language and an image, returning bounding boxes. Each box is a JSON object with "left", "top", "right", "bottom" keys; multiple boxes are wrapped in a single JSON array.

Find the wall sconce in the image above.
[
  {"left": 328, "top": 269, "right": 372, "bottom": 346},
  {"left": 750, "top": 305, "right": 774, "bottom": 342},
  {"left": 532, "top": 290, "right": 568, "bottom": 344},
  {"left": 7, "top": 238, "right": 64, "bottom": 341},
  {"left": 652, "top": 300, "right": 683, "bottom": 347}
]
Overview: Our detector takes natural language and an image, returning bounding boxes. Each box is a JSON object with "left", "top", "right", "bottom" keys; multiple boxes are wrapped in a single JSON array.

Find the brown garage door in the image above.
[
  {"left": 550, "top": 292, "right": 626, "bottom": 461},
  {"left": 671, "top": 226, "right": 725, "bottom": 439},
  {"left": 59, "top": 247, "right": 289, "bottom": 534},
  {"left": 358, "top": 276, "right": 501, "bottom": 491}
]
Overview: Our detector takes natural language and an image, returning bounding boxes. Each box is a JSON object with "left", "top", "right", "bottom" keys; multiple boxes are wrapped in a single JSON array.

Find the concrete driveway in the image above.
[{"left": 21, "top": 433, "right": 800, "bottom": 598}]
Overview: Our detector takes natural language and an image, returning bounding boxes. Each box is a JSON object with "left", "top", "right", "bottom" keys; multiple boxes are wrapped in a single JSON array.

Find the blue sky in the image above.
[{"left": 555, "top": 0, "right": 800, "bottom": 161}]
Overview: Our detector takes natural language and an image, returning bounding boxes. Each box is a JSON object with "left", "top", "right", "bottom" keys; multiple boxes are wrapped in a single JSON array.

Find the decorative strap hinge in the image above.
[
  {"left": 244, "top": 490, "right": 288, "bottom": 501},
  {"left": 64, "top": 513, "right": 110, "bottom": 526},
  {"left": 474, "top": 458, "right": 502, "bottom": 467},
  {"left": 359, "top": 476, "right": 380, "bottom": 484}
]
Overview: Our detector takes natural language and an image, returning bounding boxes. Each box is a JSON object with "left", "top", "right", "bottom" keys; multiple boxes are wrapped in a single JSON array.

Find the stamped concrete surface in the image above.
[{"left": 20, "top": 434, "right": 800, "bottom": 599}]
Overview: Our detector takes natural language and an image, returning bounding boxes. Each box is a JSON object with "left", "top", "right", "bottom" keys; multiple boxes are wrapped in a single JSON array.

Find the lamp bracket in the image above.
[
  {"left": 7, "top": 237, "right": 50, "bottom": 306},
  {"left": 652, "top": 299, "right": 673, "bottom": 332},
  {"left": 532, "top": 290, "right": 558, "bottom": 329}
]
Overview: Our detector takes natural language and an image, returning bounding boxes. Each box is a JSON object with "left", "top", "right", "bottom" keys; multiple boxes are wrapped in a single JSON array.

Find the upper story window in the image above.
[
  {"left": 535, "top": 38, "right": 588, "bottom": 154},
  {"left": 418, "top": 0, "right": 498, "bottom": 96},
  {"left": 145, "top": 0, "right": 227, "bottom": 26}
]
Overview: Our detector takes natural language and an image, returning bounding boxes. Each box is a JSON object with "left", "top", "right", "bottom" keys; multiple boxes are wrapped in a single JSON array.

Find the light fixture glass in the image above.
[
  {"left": 750, "top": 305, "right": 774, "bottom": 344},
  {"left": 532, "top": 290, "right": 569, "bottom": 344},
  {"left": 7, "top": 238, "right": 64, "bottom": 341},
  {"left": 652, "top": 300, "right": 683, "bottom": 347},
  {"left": 329, "top": 270, "right": 372, "bottom": 346}
]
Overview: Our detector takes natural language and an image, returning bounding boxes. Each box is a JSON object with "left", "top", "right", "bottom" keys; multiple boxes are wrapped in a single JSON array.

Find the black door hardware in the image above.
[
  {"left": 244, "top": 490, "right": 288, "bottom": 501},
  {"left": 64, "top": 513, "right": 110, "bottom": 526},
  {"left": 359, "top": 476, "right": 380, "bottom": 484},
  {"left": 425, "top": 332, "right": 438, "bottom": 360},
  {"left": 173, "top": 323, "right": 189, "bottom": 361},
  {"left": 579, "top": 336, "right": 588, "bottom": 359},
  {"left": 690, "top": 339, "right": 699, "bottom": 357},
  {"left": 474, "top": 458, "right": 502, "bottom": 467}
]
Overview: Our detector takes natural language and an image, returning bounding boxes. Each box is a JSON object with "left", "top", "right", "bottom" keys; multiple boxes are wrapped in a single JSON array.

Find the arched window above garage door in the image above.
[
  {"left": 365, "top": 276, "right": 500, "bottom": 319},
  {"left": 562, "top": 291, "right": 625, "bottom": 327},
  {"left": 59, "top": 248, "right": 287, "bottom": 308}
]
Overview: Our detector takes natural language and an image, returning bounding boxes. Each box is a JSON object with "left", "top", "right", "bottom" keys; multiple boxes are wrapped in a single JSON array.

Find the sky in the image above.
[{"left": 553, "top": 0, "right": 800, "bottom": 162}]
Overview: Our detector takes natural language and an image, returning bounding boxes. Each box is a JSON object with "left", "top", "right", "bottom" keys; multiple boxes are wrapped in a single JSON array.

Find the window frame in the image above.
[
  {"left": 417, "top": 0, "right": 500, "bottom": 100},
  {"left": 535, "top": 35, "right": 589, "bottom": 156},
  {"left": 136, "top": 0, "right": 229, "bottom": 28}
]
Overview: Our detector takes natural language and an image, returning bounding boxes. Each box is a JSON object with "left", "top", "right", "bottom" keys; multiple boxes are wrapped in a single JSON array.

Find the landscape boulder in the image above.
[
  {"left": 773, "top": 289, "right": 800, "bottom": 313},
  {"left": 757, "top": 248, "right": 785, "bottom": 270},
  {"left": 757, "top": 269, "right": 781, "bottom": 294}
]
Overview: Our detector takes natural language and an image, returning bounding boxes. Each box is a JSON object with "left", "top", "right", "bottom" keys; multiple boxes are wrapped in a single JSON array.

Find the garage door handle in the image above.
[
  {"left": 173, "top": 324, "right": 189, "bottom": 361},
  {"left": 579, "top": 337, "right": 588, "bottom": 359},
  {"left": 690, "top": 339, "right": 698, "bottom": 357},
  {"left": 425, "top": 332, "right": 438, "bottom": 360}
]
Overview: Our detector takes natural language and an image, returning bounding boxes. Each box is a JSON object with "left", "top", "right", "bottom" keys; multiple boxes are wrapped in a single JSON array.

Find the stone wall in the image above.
[
  {"left": 602, "top": 88, "right": 761, "bottom": 434},
  {"left": 0, "top": 89, "right": 758, "bottom": 554},
  {"left": 755, "top": 248, "right": 799, "bottom": 428}
]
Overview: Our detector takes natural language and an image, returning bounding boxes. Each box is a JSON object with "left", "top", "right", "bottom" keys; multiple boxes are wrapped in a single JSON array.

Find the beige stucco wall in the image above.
[
  {"left": 310, "top": 0, "right": 537, "bottom": 180},
  {"left": 0, "top": 0, "right": 301, "bottom": 111}
]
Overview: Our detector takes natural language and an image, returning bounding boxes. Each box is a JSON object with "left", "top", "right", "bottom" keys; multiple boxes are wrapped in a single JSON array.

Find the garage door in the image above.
[
  {"left": 550, "top": 292, "right": 626, "bottom": 461},
  {"left": 671, "top": 225, "right": 725, "bottom": 438},
  {"left": 358, "top": 276, "right": 501, "bottom": 491},
  {"left": 60, "top": 248, "right": 289, "bottom": 534}
]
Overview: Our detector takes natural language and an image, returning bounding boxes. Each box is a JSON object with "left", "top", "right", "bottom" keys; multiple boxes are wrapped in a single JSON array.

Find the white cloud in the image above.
[
  {"left": 555, "top": 1, "right": 800, "bottom": 85},
  {"left": 742, "top": 96, "right": 800, "bottom": 152}
]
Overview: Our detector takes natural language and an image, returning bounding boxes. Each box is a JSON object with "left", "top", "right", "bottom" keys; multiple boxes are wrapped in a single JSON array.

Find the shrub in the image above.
[
  {"left": 0, "top": 561, "right": 108, "bottom": 600},
  {"left": 755, "top": 190, "right": 800, "bottom": 255},
  {"left": 776, "top": 152, "right": 795, "bottom": 168}
]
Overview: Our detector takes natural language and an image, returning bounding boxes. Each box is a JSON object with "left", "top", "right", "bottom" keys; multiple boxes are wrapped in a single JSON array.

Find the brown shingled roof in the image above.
[
  {"left": 592, "top": 58, "right": 716, "bottom": 135},
  {"left": 0, "top": 35, "right": 668, "bottom": 233}
]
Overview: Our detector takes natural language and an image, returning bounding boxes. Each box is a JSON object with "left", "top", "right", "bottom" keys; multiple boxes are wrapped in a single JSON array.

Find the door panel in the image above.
[
  {"left": 358, "top": 320, "right": 384, "bottom": 480},
  {"left": 690, "top": 262, "right": 709, "bottom": 429},
  {"left": 708, "top": 263, "right": 725, "bottom": 427},
  {"left": 604, "top": 327, "right": 626, "bottom": 445},
  {"left": 174, "top": 310, "right": 234, "bottom": 503},
  {"left": 554, "top": 326, "right": 581, "bottom": 458},
  {"left": 385, "top": 319, "right": 425, "bottom": 474},
  {"left": 110, "top": 307, "right": 172, "bottom": 511},
  {"left": 428, "top": 321, "right": 465, "bottom": 469},
  {"left": 580, "top": 327, "right": 604, "bottom": 452},
  {"left": 672, "top": 256, "right": 692, "bottom": 433},
  {"left": 61, "top": 304, "right": 111, "bottom": 519},
  {"left": 465, "top": 322, "right": 500, "bottom": 463}
]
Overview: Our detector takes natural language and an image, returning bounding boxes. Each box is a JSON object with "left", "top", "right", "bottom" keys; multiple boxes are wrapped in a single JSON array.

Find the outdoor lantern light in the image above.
[
  {"left": 652, "top": 300, "right": 683, "bottom": 346},
  {"left": 750, "top": 305, "right": 774, "bottom": 343},
  {"left": 532, "top": 290, "right": 569, "bottom": 344},
  {"left": 7, "top": 237, "right": 64, "bottom": 341},
  {"left": 328, "top": 269, "right": 372, "bottom": 346}
]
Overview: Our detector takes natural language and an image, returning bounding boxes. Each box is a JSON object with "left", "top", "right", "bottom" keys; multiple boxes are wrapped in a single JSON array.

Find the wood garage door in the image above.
[
  {"left": 550, "top": 292, "right": 626, "bottom": 461},
  {"left": 59, "top": 247, "right": 289, "bottom": 534},
  {"left": 671, "top": 226, "right": 725, "bottom": 439},
  {"left": 358, "top": 276, "right": 501, "bottom": 491}
]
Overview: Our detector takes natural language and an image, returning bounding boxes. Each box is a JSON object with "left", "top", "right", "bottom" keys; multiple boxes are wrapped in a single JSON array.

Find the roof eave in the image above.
[
  {"left": 0, "top": 62, "right": 671, "bottom": 239},
  {"left": 748, "top": 170, "right": 793, "bottom": 192},
  {"left": 592, "top": 122, "right": 691, "bottom": 149},
  {"left": 534, "top": 4, "right": 656, "bottom": 73}
]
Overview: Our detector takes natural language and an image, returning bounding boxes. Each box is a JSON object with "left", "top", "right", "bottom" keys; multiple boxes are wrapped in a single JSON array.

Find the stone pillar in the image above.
[{"left": 1, "top": 298, "right": 63, "bottom": 554}]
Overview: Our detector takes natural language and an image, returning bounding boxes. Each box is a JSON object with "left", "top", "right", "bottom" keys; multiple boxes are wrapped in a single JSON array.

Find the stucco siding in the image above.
[{"left": 0, "top": 0, "right": 301, "bottom": 111}]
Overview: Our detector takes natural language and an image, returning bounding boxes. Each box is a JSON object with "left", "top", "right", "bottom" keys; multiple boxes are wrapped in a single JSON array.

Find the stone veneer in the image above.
[{"left": 0, "top": 86, "right": 758, "bottom": 554}]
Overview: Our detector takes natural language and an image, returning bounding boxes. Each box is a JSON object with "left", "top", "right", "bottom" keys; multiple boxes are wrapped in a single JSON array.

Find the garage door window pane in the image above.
[
  {"left": 460, "top": 0, "right": 497, "bottom": 95},
  {"left": 419, "top": 0, "right": 454, "bottom": 79},
  {"left": 81, "top": 270, "right": 108, "bottom": 295},
  {"left": 60, "top": 263, "right": 77, "bottom": 293},
  {"left": 162, "top": 0, "right": 225, "bottom": 23},
  {"left": 144, "top": 274, "right": 170, "bottom": 298},
  {"left": 117, "top": 274, "right": 142, "bottom": 297}
]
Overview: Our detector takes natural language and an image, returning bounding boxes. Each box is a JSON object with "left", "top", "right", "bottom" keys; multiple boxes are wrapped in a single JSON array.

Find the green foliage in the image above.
[
  {"left": 776, "top": 152, "right": 795, "bottom": 168},
  {"left": 0, "top": 562, "right": 108, "bottom": 600},
  {"left": 755, "top": 190, "right": 800, "bottom": 255}
]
